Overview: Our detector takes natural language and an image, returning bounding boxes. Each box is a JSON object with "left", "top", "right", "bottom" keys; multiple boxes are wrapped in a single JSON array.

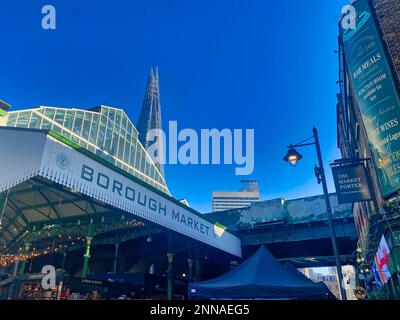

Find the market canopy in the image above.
[
  {"left": 189, "top": 246, "right": 334, "bottom": 300},
  {"left": 282, "top": 261, "right": 315, "bottom": 282},
  {"left": 0, "top": 127, "right": 241, "bottom": 257}
]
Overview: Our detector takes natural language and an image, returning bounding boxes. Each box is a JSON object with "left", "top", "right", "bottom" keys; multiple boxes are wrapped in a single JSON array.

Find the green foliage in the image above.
[
  {"left": 367, "top": 287, "right": 391, "bottom": 300},
  {"left": 384, "top": 197, "right": 400, "bottom": 216}
]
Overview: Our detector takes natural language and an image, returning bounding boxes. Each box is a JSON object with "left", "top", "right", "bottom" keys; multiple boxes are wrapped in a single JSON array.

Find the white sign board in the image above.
[{"left": 0, "top": 128, "right": 242, "bottom": 257}]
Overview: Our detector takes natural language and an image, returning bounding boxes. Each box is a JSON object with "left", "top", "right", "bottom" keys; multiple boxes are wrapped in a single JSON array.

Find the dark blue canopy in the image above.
[
  {"left": 189, "top": 246, "right": 333, "bottom": 300},
  {"left": 283, "top": 262, "right": 316, "bottom": 283}
]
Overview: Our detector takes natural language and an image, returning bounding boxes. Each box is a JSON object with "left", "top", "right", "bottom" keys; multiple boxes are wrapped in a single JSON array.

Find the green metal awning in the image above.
[
  {"left": 0, "top": 127, "right": 242, "bottom": 257},
  {"left": 0, "top": 176, "right": 155, "bottom": 254}
]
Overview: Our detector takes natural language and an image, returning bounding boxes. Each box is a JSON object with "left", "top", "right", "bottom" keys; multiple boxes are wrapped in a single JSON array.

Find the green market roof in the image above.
[
  {"left": 0, "top": 127, "right": 240, "bottom": 257},
  {"left": 1, "top": 105, "right": 169, "bottom": 195}
]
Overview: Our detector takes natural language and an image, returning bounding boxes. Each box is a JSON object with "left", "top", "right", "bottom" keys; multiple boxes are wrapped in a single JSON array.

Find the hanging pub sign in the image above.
[{"left": 331, "top": 162, "right": 373, "bottom": 204}]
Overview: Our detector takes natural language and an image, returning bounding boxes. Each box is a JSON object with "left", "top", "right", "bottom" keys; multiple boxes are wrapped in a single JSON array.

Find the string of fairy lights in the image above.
[
  {"left": 0, "top": 218, "right": 146, "bottom": 268},
  {"left": 0, "top": 235, "right": 88, "bottom": 267},
  {"left": 0, "top": 181, "right": 151, "bottom": 269}
]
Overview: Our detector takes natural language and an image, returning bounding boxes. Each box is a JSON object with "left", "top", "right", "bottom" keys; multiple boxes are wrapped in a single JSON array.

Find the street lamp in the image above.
[
  {"left": 283, "top": 147, "right": 303, "bottom": 166},
  {"left": 283, "top": 126, "right": 347, "bottom": 301}
]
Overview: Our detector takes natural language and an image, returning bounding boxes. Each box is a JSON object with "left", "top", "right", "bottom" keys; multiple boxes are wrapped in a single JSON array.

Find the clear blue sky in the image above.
[{"left": 0, "top": 0, "right": 349, "bottom": 213}]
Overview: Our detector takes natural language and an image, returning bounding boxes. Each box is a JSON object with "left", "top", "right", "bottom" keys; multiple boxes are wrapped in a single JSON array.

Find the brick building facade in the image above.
[{"left": 371, "top": 0, "right": 400, "bottom": 86}]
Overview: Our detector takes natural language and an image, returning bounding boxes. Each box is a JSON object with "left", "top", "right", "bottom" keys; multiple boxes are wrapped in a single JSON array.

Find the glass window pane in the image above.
[
  {"left": 140, "top": 153, "right": 145, "bottom": 173},
  {"left": 97, "top": 123, "right": 106, "bottom": 148},
  {"left": 150, "top": 165, "right": 155, "bottom": 180},
  {"left": 79, "top": 141, "right": 88, "bottom": 149},
  {"left": 123, "top": 140, "right": 130, "bottom": 164},
  {"left": 73, "top": 111, "right": 83, "bottom": 135},
  {"left": 126, "top": 132, "right": 132, "bottom": 146},
  {"left": 61, "top": 130, "right": 71, "bottom": 140},
  {"left": 41, "top": 119, "right": 52, "bottom": 130},
  {"left": 134, "top": 148, "right": 141, "bottom": 169},
  {"left": 127, "top": 121, "right": 133, "bottom": 135},
  {"left": 54, "top": 110, "right": 66, "bottom": 125},
  {"left": 130, "top": 140, "right": 137, "bottom": 166},
  {"left": 117, "top": 136, "right": 125, "bottom": 160},
  {"left": 44, "top": 108, "right": 55, "bottom": 120},
  {"left": 16, "top": 112, "right": 31, "bottom": 128},
  {"left": 102, "top": 107, "right": 109, "bottom": 119},
  {"left": 64, "top": 111, "right": 74, "bottom": 130},
  {"left": 110, "top": 130, "right": 119, "bottom": 156},
  {"left": 96, "top": 149, "right": 103, "bottom": 158},
  {"left": 82, "top": 113, "right": 92, "bottom": 140},
  {"left": 109, "top": 109, "right": 115, "bottom": 122},
  {"left": 104, "top": 121, "right": 113, "bottom": 152},
  {"left": 52, "top": 124, "right": 62, "bottom": 134},
  {"left": 89, "top": 114, "right": 99, "bottom": 145},
  {"left": 71, "top": 135, "right": 79, "bottom": 143},
  {"left": 7, "top": 113, "right": 17, "bottom": 126},
  {"left": 146, "top": 157, "right": 153, "bottom": 177},
  {"left": 115, "top": 111, "right": 121, "bottom": 129},
  {"left": 121, "top": 115, "right": 127, "bottom": 131},
  {"left": 92, "top": 113, "right": 100, "bottom": 124}
]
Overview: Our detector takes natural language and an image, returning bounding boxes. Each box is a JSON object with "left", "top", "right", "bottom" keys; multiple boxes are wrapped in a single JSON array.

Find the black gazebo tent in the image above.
[
  {"left": 283, "top": 261, "right": 317, "bottom": 282},
  {"left": 189, "top": 246, "right": 334, "bottom": 300}
]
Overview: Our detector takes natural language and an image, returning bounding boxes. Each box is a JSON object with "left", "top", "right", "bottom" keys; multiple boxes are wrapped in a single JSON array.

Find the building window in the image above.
[
  {"left": 44, "top": 108, "right": 56, "bottom": 120},
  {"left": 7, "top": 113, "right": 17, "bottom": 126},
  {"left": 63, "top": 111, "right": 74, "bottom": 130},
  {"left": 16, "top": 112, "right": 31, "bottom": 128},
  {"left": 29, "top": 113, "right": 41, "bottom": 129},
  {"left": 55, "top": 109, "right": 66, "bottom": 125},
  {"left": 82, "top": 112, "right": 92, "bottom": 140},
  {"left": 73, "top": 111, "right": 84, "bottom": 135},
  {"left": 41, "top": 119, "right": 52, "bottom": 130}
]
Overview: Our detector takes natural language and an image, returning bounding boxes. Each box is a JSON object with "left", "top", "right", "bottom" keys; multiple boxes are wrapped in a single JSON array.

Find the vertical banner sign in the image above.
[
  {"left": 332, "top": 163, "right": 372, "bottom": 204},
  {"left": 340, "top": 0, "right": 400, "bottom": 197}
]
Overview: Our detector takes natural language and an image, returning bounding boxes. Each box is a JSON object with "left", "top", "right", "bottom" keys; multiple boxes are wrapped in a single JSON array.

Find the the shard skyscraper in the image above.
[{"left": 136, "top": 67, "right": 164, "bottom": 177}]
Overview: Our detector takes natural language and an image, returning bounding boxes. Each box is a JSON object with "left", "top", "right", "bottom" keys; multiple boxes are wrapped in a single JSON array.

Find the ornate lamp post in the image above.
[{"left": 283, "top": 126, "right": 347, "bottom": 300}]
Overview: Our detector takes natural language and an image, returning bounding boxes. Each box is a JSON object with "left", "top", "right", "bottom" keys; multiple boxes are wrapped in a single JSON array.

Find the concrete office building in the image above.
[{"left": 212, "top": 180, "right": 260, "bottom": 212}]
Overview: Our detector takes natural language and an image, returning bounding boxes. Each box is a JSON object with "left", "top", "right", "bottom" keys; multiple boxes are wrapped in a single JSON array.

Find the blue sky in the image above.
[{"left": 0, "top": 0, "right": 349, "bottom": 213}]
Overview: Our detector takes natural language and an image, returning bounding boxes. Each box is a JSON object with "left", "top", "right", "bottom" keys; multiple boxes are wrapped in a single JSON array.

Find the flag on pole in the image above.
[
  {"left": 373, "top": 235, "right": 394, "bottom": 285},
  {"left": 372, "top": 259, "right": 383, "bottom": 286}
]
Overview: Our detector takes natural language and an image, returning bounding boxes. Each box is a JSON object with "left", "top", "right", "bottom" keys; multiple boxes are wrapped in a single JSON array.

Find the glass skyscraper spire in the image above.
[{"left": 136, "top": 67, "right": 165, "bottom": 177}]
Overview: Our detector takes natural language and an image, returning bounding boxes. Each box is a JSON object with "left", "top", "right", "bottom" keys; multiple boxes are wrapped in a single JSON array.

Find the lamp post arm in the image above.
[
  {"left": 289, "top": 135, "right": 316, "bottom": 149},
  {"left": 313, "top": 126, "right": 347, "bottom": 300},
  {"left": 291, "top": 142, "right": 316, "bottom": 148}
]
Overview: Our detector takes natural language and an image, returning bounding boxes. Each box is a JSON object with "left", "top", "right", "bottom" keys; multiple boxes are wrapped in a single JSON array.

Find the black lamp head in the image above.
[{"left": 284, "top": 148, "right": 303, "bottom": 166}]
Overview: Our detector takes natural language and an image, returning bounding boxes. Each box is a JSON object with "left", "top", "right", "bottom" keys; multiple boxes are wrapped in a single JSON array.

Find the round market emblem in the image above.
[
  {"left": 354, "top": 287, "right": 366, "bottom": 299},
  {"left": 56, "top": 153, "right": 70, "bottom": 169}
]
